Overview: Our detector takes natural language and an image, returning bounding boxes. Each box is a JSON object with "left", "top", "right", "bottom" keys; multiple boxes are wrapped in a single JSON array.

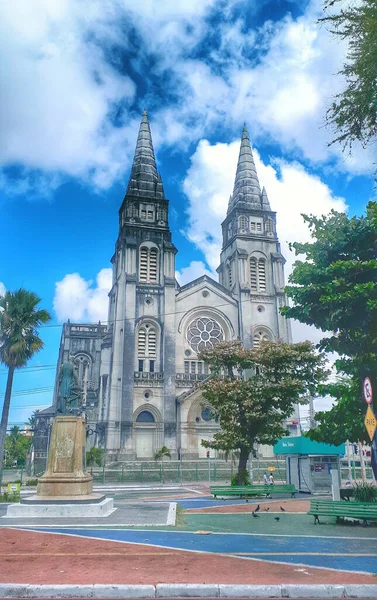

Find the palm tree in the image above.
[
  {"left": 154, "top": 446, "right": 171, "bottom": 484},
  {"left": 0, "top": 289, "right": 51, "bottom": 485}
]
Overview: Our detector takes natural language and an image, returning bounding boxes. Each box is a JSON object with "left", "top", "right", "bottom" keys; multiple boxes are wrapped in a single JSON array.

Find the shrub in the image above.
[
  {"left": 25, "top": 478, "right": 38, "bottom": 486},
  {"left": 231, "top": 470, "right": 250, "bottom": 486},
  {"left": 353, "top": 482, "right": 377, "bottom": 503},
  {"left": 0, "top": 491, "right": 20, "bottom": 503}
]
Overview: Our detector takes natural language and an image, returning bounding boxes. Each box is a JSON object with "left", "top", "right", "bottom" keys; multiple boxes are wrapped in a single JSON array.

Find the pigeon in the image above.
[
  {"left": 263, "top": 507, "right": 270, "bottom": 512},
  {"left": 255, "top": 504, "right": 260, "bottom": 512},
  {"left": 280, "top": 506, "right": 286, "bottom": 512},
  {"left": 274, "top": 517, "right": 280, "bottom": 521},
  {"left": 245, "top": 499, "right": 249, "bottom": 503},
  {"left": 252, "top": 511, "right": 259, "bottom": 518}
]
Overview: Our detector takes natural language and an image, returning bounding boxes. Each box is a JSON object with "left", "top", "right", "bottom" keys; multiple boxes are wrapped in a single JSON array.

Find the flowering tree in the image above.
[{"left": 199, "top": 340, "right": 328, "bottom": 484}]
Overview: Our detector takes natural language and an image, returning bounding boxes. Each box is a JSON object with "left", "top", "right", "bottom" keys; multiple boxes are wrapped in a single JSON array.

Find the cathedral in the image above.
[{"left": 37, "top": 111, "right": 298, "bottom": 462}]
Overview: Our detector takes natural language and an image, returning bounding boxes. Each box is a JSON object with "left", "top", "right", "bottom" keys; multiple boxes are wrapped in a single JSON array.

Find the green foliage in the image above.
[
  {"left": 0, "top": 289, "right": 51, "bottom": 370},
  {"left": 0, "top": 491, "right": 20, "bottom": 503},
  {"left": 154, "top": 446, "right": 171, "bottom": 462},
  {"left": 282, "top": 205, "right": 377, "bottom": 367},
  {"left": 353, "top": 481, "right": 377, "bottom": 503},
  {"left": 4, "top": 426, "right": 31, "bottom": 467},
  {"left": 199, "top": 340, "right": 328, "bottom": 484},
  {"left": 231, "top": 471, "right": 250, "bottom": 487},
  {"left": 306, "top": 378, "right": 367, "bottom": 445},
  {"left": 27, "top": 410, "right": 39, "bottom": 430},
  {"left": 0, "top": 288, "right": 51, "bottom": 484},
  {"left": 86, "top": 447, "right": 104, "bottom": 469},
  {"left": 320, "top": 1, "right": 377, "bottom": 160},
  {"left": 25, "top": 478, "right": 38, "bottom": 486}
]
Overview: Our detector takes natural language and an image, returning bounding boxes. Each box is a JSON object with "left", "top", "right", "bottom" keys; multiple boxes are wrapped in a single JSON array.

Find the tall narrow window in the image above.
[
  {"left": 139, "top": 247, "right": 148, "bottom": 282},
  {"left": 266, "top": 219, "right": 274, "bottom": 234},
  {"left": 139, "top": 246, "right": 158, "bottom": 283},
  {"left": 149, "top": 248, "right": 158, "bottom": 282},
  {"left": 137, "top": 323, "right": 157, "bottom": 372},
  {"left": 258, "top": 259, "right": 266, "bottom": 291},
  {"left": 138, "top": 328, "right": 146, "bottom": 356},
  {"left": 149, "top": 360, "right": 155, "bottom": 373},
  {"left": 238, "top": 216, "right": 248, "bottom": 231},
  {"left": 256, "top": 222, "right": 262, "bottom": 232},
  {"left": 250, "top": 258, "right": 257, "bottom": 290},
  {"left": 228, "top": 264, "right": 232, "bottom": 288},
  {"left": 148, "top": 327, "right": 156, "bottom": 357},
  {"left": 184, "top": 361, "right": 189, "bottom": 374},
  {"left": 250, "top": 222, "right": 256, "bottom": 231}
]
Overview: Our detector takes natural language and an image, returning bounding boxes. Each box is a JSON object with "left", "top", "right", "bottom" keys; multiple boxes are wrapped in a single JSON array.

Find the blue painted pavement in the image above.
[{"left": 36, "top": 529, "right": 377, "bottom": 575}]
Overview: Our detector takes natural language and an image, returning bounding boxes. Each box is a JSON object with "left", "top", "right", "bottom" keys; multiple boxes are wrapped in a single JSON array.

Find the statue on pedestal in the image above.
[{"left": 56, "top": 360, "right": 82, "bottom": 416}]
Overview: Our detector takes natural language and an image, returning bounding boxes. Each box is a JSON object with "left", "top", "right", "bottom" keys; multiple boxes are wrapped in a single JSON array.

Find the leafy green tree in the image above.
[
  {"left": 0, "top": 289, "right": 51, "bottom": 484},
  {"left": 321, "top": 1, "right": 377, "bottom": 158},
  {"left": 27, "top": 410, "right": 39, "bottom": 431},
  {"left": 281, "top": 204, "right": 377, "bottom": 377},
  {"left": 154, "top": 446, "right": 171, "bottom": 484},
  {"left": 4, "top": 426, "right": 31, "bottom": 468},
  {"left": 199, "top": 340, "right": 328, "bottom": 484},
  {"left": 306, "top": 378, "right": 367, "bottom": 446},
  {"left": 86, "top": 447, "right": 104, "bottom": 475}
]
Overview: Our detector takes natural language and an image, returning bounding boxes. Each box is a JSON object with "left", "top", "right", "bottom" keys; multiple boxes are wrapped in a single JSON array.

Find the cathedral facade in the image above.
[{"left": 47, "top": 111, "right": 297, "bottom": 460}]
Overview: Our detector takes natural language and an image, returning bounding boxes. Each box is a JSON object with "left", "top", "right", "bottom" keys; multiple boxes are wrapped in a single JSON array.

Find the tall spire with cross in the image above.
[
  {"left": 227, "top": 124, "right": 261, "bottom": 214},
  {"left": 125, "top": 110, "right": 165, "bottom": 200}
]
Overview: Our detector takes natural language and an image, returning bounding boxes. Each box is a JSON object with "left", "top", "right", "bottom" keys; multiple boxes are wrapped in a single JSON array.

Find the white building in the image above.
[{"left": 45, "top": 111, "right": 297, "bottom": 460}]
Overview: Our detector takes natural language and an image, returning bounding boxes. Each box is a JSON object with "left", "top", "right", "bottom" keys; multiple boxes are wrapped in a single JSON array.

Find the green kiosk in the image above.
[{"left": 274, "top": 436, "right": 345, "bottom": 494}]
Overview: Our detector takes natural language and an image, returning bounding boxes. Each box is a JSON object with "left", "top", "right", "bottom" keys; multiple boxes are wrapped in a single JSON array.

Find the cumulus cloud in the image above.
[
  {"left": 0, "top": 282, "right": 6, "bottom": 297},
  {"left": 53, "top": 268, "right": 112, "bottom": 322},
  {"left": 176, "top": 261, "right": 215, "bottom": 286}
]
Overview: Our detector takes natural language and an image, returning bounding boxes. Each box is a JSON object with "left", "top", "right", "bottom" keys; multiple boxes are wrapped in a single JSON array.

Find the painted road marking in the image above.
[{"left": 27, "top": 528, "right": 377, "bottom": 575}]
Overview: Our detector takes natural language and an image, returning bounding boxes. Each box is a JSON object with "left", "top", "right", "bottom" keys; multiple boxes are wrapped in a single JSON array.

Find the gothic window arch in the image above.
[
  {"left": 73, "top": 354, "right": 92, "bottom": 388},
  {"left": 137, "top": 322, "right": 158, "bottom": 372},
  {"left": 253, "top": 328, "right": 272, "bottom": 348},
  {"left": 139, "top": 246, "right": 158, "bottom": 283},
  {"left": 249, "top": 255, "right": 268, "bottom": 292}
]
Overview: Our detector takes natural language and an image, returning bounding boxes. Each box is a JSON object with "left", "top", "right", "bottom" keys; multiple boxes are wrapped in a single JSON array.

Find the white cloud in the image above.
[
  {"left": 53, "top": 268, "right": 112, "bottom": 322},
  {"left": 0, "top": 282, "right": 6, "bottom": 297},
  {"left": 176, "top": 261, "right": 215, "bottom": 286}
]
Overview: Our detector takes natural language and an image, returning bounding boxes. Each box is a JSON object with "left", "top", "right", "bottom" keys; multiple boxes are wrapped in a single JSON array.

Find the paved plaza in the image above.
[{"left": 0, "top": 485, "right": 376, "bottom": 588}]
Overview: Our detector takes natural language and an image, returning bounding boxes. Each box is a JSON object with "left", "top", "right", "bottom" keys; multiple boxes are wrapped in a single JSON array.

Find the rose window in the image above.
[{"left": 186, "top": 317, "right": 224, "bottom": 353}]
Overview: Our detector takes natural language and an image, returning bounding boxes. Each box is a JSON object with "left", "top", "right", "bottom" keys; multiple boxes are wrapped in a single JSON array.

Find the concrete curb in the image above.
[
  {"left": 0, "top": 584, "right": 377, "bottom": 598},
  {"left": 166, "top": 502, "right": 177, "bottom": 526}
]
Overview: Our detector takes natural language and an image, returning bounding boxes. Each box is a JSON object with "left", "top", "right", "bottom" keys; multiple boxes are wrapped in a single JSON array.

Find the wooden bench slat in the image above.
[{"left": 308, "top": 499, "right": 377, "bottom": 524}]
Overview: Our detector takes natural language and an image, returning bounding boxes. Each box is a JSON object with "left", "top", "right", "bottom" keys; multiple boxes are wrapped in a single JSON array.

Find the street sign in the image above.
[
  {"left": 267, "top": 466, "right": 275, "bottom": 472},
  {"left": 7, "top": 482, "right": 20, "bottom": 494},
  {"left": 364, "top": 405, "right": 377, "bottom": 441},
  {"left": 363, "top": 377, "right": 373, "bottom": 404}
]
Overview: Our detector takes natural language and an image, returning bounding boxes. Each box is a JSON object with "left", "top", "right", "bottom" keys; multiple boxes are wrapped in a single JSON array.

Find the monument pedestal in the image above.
[{"left": 6, "top": 416, "right": 114, "bottom": 519}]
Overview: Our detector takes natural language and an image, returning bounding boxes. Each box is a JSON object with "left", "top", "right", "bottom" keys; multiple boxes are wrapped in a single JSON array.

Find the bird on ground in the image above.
[
  {"left": 263, "top": 507, "right": 270, "bottom": 512},
  {"left": 280, "top": 506, "right": 286, "bottom": 512},
  {"left": 255, "top": 504, "right": 260, "bottom": 512},
  {"left": 252, "top": 511, "right": 259, "bottom": 518},
  {"left": 245, "top": 499, "right": 249, "bottom": 503},
  {"left": 274, "top": 517, "right": 280, "bottom": 521}
]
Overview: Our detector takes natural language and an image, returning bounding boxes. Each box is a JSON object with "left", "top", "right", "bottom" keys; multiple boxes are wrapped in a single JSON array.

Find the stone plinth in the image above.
[
  {"left": 37, "top": 416, "right": 93, "bottom": 497},
  {"left": 6, "top": 497, "right": 114, "bottom": 518}
]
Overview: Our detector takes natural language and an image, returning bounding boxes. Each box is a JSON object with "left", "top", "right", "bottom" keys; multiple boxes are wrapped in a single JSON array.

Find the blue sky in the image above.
[{"left": 0, "top": 0, "right": 375, "bottom": 428}]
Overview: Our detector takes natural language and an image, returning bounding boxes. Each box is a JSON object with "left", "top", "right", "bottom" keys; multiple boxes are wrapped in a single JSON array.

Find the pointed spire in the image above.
[
  {"left": 125, "top": 110, "right": 165, "bottom": 200},
  {"left": 261, "top": 186, "right": 271, "bottom": 211},
  {"left": 228, "top": 124, "right": 261, "bottom": 214}
]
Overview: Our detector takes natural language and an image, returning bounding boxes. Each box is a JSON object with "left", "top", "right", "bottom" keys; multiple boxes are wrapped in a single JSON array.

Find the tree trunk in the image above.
[
  {"left": 237, "top": 446, "right": 249, "bottom": 485},
  {"left": 0, "top": 366, "right": 15, "bottom": 487}
]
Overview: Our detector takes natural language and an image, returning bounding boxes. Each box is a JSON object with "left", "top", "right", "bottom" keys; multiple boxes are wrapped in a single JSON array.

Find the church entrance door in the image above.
[{"left": 135, "top": 428, "right": 155, "bottom": 458}]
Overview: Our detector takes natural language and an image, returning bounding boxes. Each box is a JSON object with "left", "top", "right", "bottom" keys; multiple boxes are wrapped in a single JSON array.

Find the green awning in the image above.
[{"left": 274, "top": 436, "right": 345, "bottom": 455}]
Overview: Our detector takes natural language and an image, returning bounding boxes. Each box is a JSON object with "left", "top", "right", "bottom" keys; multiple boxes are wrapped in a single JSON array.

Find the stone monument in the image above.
[{"left": 6, "top": 360, "right": 114, "bottom": 518}]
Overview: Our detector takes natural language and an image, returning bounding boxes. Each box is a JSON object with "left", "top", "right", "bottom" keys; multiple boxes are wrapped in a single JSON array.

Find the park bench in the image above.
[
  {"left": 210, "top": 484, "right": 296, "bottom": 499},
  {"left": 308, "top": 498, "right": 377, "bottom": 525}
]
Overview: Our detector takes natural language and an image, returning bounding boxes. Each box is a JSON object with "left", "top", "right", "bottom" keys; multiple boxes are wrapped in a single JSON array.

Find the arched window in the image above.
[
  {"left": 249, "top": 258, "right": 257, "bottom": 291},
  {"left": 136, "top": 410, "right": 155, "bottom": 423},
  {"left": 253, "top": 329, "right": 270, "bottom": 348},
  {"left": 258, "top": 259, "right": 266, "bottom": 291},
  {"left": 139, "top": 246, "right": 158, "bottom": 283},
  {"left": 249, "top": 256, "right": 267, "bottom": 292},
  {"left": 138, "top": 323, "right": 157, "bottom": 358},
  {"left": 73, "top": 354, "right": 91, "bottom": 388},
  {"left": 238, "top": 216, "right": 248, "bottom": 231},
  {"left": 266, "top": 219, "right": 274, "bottom": 234}
]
